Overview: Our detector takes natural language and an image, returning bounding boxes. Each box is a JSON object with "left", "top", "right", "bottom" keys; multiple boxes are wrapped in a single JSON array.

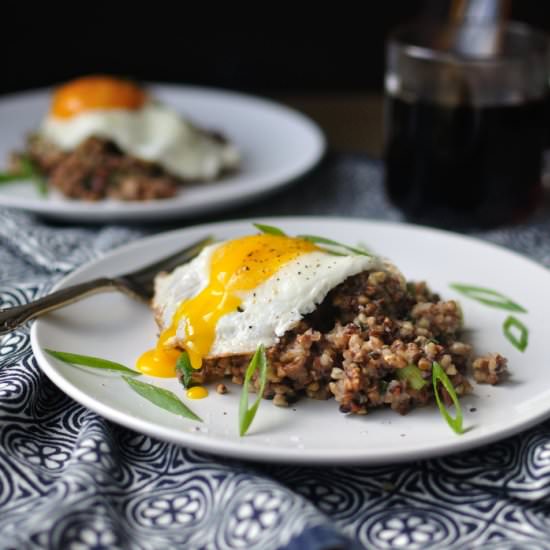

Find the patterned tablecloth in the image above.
[{"left": 1, "top": 153, "right": 550, "bottom": 550}]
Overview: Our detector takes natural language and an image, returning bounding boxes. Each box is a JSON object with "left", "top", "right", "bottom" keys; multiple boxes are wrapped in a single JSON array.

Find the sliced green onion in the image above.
[
  {"left": 0, "top": 172, "right": 30, "bottom": 183},
  {"left": 45, "top": 349, "right": 140, "bottom": 376},
  {"left": 253, "top": 223, "right": 287, "bottom": 236},
  {"left": 356, "top": 241, "right": 374, "bottom": 255},
  {"left": 122, "top": 376, "right": 202, "bottom": 422},
  {"left": 45, "top": 349, "right": 201, "bottom": 422},
  {"left": 175, "top": 350, "right": 195, "bottom": 388},
  {"left": 432, "top": 361, "right": 464, "bottom": 435},
  {"left": 0, "top": 156, "right": 48, "bottom": 195},
  {"left": 253, "top": 224, "right": 373, "bottom": 258},
  {"left": 449, "top": 283, "right": 526, "bottom": 313},
  {"left": 239, "top": 344, "right": 268, "bottom": 436},
  {"left": 503, "top": 315, "right": 528, "bottom": 352},
  {"left": 20, "top": 156, "right": 48, "bottom": 195},
  {"left": 297, "top": 234, "right": 372, "bottom": 257},
  {"left": 396, "top": 365, "right": 426, "bottom": 391}
]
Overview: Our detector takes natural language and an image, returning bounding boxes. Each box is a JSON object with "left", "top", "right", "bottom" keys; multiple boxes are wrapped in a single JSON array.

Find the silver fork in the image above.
[{"left": 0, "top": 236, "right": 213, "bottom": 336}]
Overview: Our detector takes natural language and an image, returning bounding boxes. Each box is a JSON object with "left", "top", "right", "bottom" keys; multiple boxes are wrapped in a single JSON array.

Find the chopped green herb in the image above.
[
  {"left": 297, "top": 234, "right": 372, "bottom": 257},
  {"left": 175, "top": 350, "right": 195, "bottom": 388},
  {"left": 0, "top": 172, "right": 30, "bottom": 183},
  {"left": 432, "top": 361, "right": 464, "bottom": 435},
  {"left": 239, "top": 344, "right": 268, "bottom": 436},
  {"left": 45, "top": 349, "right": 140, "bottom": 376},
  {"left": 0, "top": 156, "right": 49, "bottom": 195},
  {"left": 356, "top": 241, "right": 374, "bottom": 255},
  {"left": 396, "top": 365, "right": 426, "bottom": 391},
  {"left": 19, "top": 156, "right": 48, "bottom": 196},
  {"left": 123, "top": 376, "right": 202, "bottom": 422},
  {"left": 253, "top": 223, "right": 287, "bottom": 236},
  {"left": 449, "top": 283, "right": 526, "bottom": 313},
  {"left": 253, "top": 223, "right": 373, "bottom": 257},
  {"left": 503, "top": 315, "right": 528, "bottom": 352}
]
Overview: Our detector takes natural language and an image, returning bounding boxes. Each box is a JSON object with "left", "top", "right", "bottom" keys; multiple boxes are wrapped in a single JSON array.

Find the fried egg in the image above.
[
  {"left": 39, "top": 76, "right": 240, "bottom": 180},
  {"left": 137, "top": 233, "right": 386, "bottom": 378}
]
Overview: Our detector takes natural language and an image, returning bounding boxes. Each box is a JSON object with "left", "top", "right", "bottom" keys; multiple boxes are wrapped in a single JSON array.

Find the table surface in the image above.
[{"left": 277, "top": 92, "right": 384, "bottom": 157}]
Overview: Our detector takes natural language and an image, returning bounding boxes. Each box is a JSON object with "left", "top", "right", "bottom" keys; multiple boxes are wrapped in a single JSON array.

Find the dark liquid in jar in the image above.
[{"left": 384, "top": 96, "right": 545, "bottom": 228}]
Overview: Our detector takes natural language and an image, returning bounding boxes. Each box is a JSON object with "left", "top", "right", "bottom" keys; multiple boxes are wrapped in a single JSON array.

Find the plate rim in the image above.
[
  {"left": 0, "top": 84, "right": 326, "bottom": 222},
  {"left": 30, "top": 216, "right": 550, "bottom": 464}
]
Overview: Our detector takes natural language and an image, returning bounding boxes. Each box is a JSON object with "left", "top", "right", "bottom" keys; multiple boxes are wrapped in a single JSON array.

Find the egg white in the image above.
[
  {"left": 40, "top": 102, "right": 240, "bottom": 181},
  {"left": 153, "top": 242, "right": 390, "bottom": 356}
]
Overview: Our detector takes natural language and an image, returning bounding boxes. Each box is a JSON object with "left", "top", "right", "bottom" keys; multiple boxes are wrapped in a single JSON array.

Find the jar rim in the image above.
[{"left": 388, "top": 20, "right": 549, "bottom": 67}]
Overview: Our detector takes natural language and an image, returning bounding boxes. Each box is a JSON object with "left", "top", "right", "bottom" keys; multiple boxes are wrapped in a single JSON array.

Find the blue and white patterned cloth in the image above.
[{"left": 1, "top": 154, "right": 550, "bottom": 550}]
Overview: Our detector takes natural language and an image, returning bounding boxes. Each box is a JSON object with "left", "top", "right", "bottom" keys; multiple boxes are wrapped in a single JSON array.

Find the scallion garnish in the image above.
[
  {"left": 122, "top": 376, "right": 202, "bottom": 422},
  {"left": 20, "top": 156, "right": 48, "bottom": 196},
  {"left": 0, "top": 156, "right": 48, "bottom": 195},
  {"left": 253, "top": 222, "right": 373, "bottom": 257},
  {"left": 396, "top": 365, "right": 426, "bottom": 391},
  {"left": 175, "top": 350, "right": 195, "bottom": 388},
  {"left": 432, "top": 361, "right": 464, "bottom": 435},
  {"left": 449, "top": 283, "right": 526, "bottom": 313},
  {"left": 253, "top": 223, "right": 287, "bottom": 236},
  {"left": 297, "top": 234, "right": 372, "bottom": 257},
  {"left": 503, "top": 315, "right": 528, "bottom": 352},
  {"left": 46, "top": 349, "right": 202, "bottom": 422},
  {"left": 356, "top": 242, "right": 374, "bottom": 255},
  {"left": 45, "top": 349, "right": 141, "bottom": 376},
  {"left": 0, "top": 172, "right": 29, "bottom": 183},
  {"left": 239, "top": 344, "right": 268, "bottom": 436}
]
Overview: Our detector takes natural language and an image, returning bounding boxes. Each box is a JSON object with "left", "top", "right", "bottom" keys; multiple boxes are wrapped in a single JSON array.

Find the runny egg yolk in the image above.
[
  {"left": 50, "top": 75, "right": 147, "bottom": 119},
  {"left": 136, "top": 234, "right": 318, "bottom": 378},
  {"left": 135, "top": 348, "right": 182, "bottom": 378},
  {"left": 186, "top": 386, "right": 209, "bottom": 400}
]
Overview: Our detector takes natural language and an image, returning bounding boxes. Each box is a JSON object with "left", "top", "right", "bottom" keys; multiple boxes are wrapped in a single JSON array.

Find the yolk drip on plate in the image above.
[
  {"left": 135, "top": 348, "right": 181, "bottom": 378},
  {"left": 186, "top": 386, "right": 209, "bottom": 400},
  {"left": 136, "top": 234, "right": 318, "bottom": 382},
  {"left": 51, "top": 75, "right": 147, "bottom": 119}
]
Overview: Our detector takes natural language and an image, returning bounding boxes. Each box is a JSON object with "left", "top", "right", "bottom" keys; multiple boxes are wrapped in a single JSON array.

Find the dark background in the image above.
[{"left": 3, "top": 1, "right": 550, "bottom": 97}]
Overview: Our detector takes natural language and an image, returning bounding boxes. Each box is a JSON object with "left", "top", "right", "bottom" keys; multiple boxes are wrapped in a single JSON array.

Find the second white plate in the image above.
[
  {"left": 0, "top": 85, "right": 324, "bottom": 222},
  {"left": 31, "top": 217, "right": 550, "bottom": 464}
]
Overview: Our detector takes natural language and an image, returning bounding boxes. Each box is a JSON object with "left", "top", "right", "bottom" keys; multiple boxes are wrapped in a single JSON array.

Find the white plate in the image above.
[
  {"left": 0, "top": 85, "right": 324, "bottom": 222},
  {"left": 31, "top": 217, "right": 550, "bottom": 464}
]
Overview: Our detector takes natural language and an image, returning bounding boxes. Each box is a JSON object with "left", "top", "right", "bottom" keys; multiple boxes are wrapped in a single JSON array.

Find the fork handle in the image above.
[{"left": 0, "top": 277, "right": 124, "bottom": 336}]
